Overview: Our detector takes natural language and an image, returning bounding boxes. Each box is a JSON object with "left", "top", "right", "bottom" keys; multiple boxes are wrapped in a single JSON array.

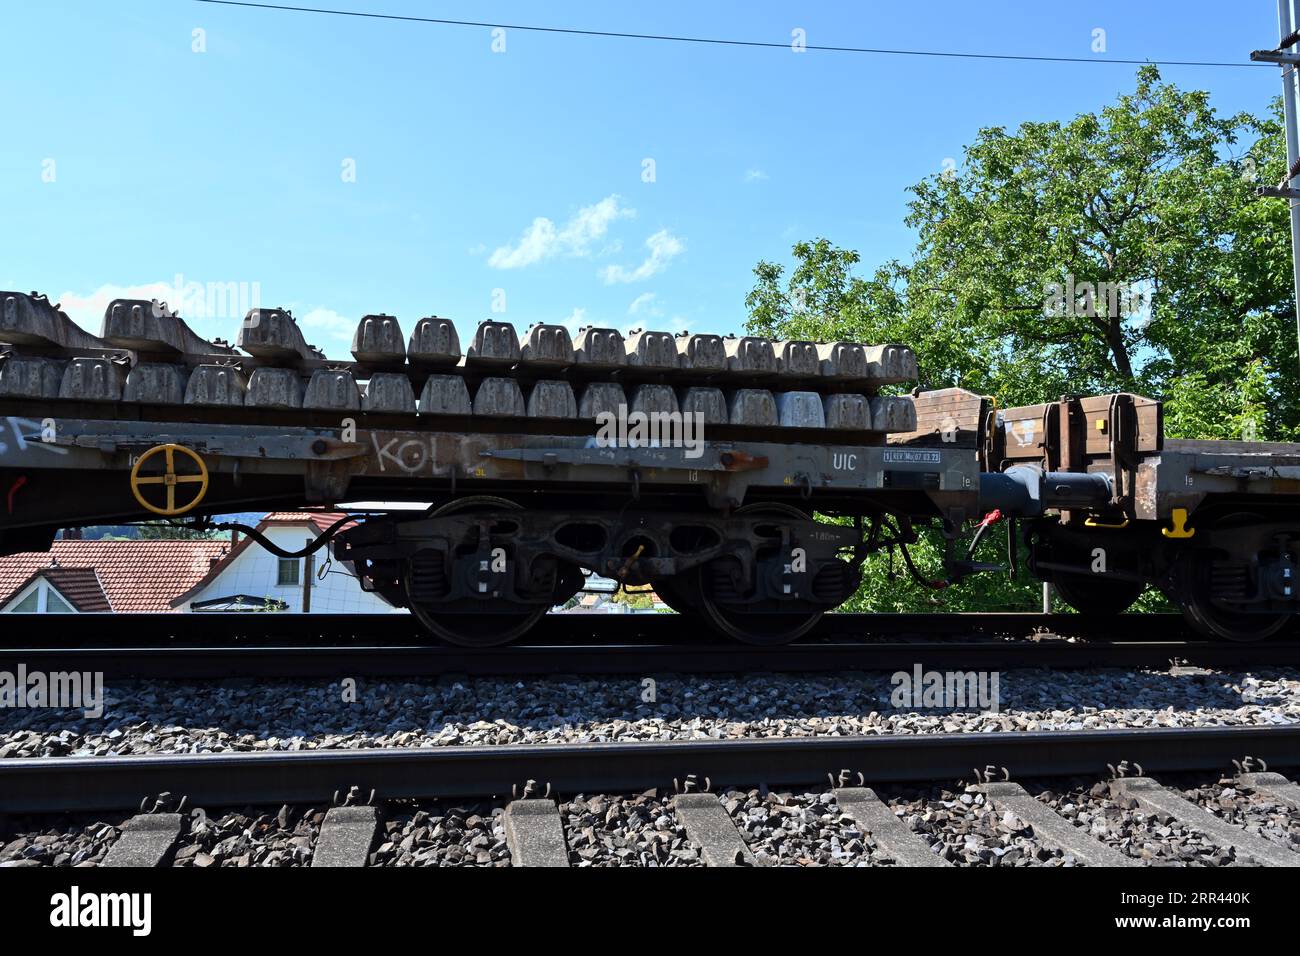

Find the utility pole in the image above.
[
  {"left": 302, "top": 536, "right": 313, "bottom": 613},
  {"left": 1253, "top": 1, "right": 1300, "bottom": 368}
]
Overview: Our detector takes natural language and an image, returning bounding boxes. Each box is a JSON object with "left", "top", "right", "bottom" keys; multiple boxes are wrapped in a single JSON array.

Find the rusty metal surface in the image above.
[
  {"left": 0, "top": 410, "right": 982, "bottom": 536},
  {"left": 990, "top": 394, "right": 1300, "bottom": 522}
]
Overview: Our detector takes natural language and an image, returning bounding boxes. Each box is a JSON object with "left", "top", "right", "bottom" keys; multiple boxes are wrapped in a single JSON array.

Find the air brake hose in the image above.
[
  {"left": 898, "top": 541, "right": 949, "bottom": 590},
  {"left": 213, "top": 514, "right": 359, "bottom": 559},
  {"left": 966, "top": 509, "right": 1004, "bottom": 557}
]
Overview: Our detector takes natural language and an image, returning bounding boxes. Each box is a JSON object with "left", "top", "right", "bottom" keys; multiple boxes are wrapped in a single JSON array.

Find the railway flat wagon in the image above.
[
  {"left": 0, "top": 291, "right": 980, "bottom": 645},
  {"left": 6, "top": 289, "right": 1299, "bottom": 644},
  {"left": 973, "top": 392, "right": 1300, "bottom": 642}
]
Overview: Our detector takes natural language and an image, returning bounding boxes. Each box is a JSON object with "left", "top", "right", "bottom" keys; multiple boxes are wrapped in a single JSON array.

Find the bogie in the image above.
[
  {"left": 335, "top": 497, "right": 865, "bottom": 646},
  {"left": 1025, "top": 511, "right": 1298, "bottom": 642}
]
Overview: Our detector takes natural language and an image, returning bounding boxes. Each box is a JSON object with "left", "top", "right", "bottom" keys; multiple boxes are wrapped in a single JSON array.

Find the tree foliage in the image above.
[
  {"left": 135, "top": 522, "right": 225, "bottom": 541},
  {"left": 748, "top": 67, "right": 1296, "bottom": 435},
  {"left": 746, "top": 68, "right": 1296, "bottom": 611}
]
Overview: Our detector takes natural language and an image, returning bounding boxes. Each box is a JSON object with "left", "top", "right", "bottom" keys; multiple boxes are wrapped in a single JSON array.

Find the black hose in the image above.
[
  {"left": 966, "top": 522, "right": 991, "bottom": 557},
  {"left": 898, "top": 541, "right": 949, "bottom": 590},
  {"left": 214, "top": 514, "right": 359, "bottom": 558}
]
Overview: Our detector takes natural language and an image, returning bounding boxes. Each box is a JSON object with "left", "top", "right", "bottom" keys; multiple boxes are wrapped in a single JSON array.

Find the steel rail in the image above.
[
  {"left": 0, "top": 611, "right": 1220, "bottom": 648},
  {"left": 0, "top": 726, "right": 1296, "bottom": 814},
  {"left": 5, "top": 639, "right": 1300, "bottom": 679}
]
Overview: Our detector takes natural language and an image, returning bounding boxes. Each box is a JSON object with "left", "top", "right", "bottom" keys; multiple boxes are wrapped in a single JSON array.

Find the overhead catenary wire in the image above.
[{"left": 192, "top": 0, "right": 1267, "bottom": 70}]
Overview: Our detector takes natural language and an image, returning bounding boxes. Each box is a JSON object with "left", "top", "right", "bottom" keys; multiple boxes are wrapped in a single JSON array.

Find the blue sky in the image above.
[{"left": 0, "top": 1, "right": 1285, "bottom": 356}]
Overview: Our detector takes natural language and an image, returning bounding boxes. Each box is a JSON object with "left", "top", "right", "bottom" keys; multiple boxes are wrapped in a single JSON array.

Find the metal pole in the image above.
[
  {"left": 1277, "top": 0, "right": 1300, "bottom": 365},
  {"left": 302, "top": 536, "right": 313, "bottom": 613},
  {"left": 1042, "top": 581, "right": 1052, "bottom": 613}
]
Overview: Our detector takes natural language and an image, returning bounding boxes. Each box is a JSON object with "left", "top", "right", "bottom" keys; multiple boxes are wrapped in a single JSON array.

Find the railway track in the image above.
[
  {"left": 0, "top": 610, "right": 1223, "bottom": 646},
  {"left": 7, "top": 637, "right": 1300, "bottom": 679},
  {"left": 3, "top": 611, "right": 1298, "bottom": 678},
  {"left": 1, "top": 726, "right": 1296, "bottom": 867}
]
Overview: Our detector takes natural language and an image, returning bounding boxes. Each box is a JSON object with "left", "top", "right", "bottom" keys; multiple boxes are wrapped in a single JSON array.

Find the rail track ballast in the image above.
[{"left": 3, "top": 290, "right": 1300, "bottom": 645}]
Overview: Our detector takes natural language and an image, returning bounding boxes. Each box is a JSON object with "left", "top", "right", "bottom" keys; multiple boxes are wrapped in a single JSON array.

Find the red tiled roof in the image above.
[
  {"left": 258, "top": 512, "right": 353, "bottom": 536},
  {"left": 39, "top": 567, "right": 112, "bottom": 612},
  {"left": 0, "top": 540, "right": 228, "bottom": 612},
  {"left": 3, "top": 566, "right": 113, "bottom": 613}
]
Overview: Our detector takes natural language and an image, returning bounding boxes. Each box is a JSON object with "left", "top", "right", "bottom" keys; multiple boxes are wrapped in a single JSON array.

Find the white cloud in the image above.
[
  {"left": 744, "top": 169, "right": 769, "bottom": 182},
  {"left": 488, "top": 218, "right": 557, "bottom": 270},
  {"left": 558, "top": 307, "right": 587, "bottom": 335},
  {"left": 601, "top": 229, "right": 684, "bottom": 285},
  {"left": 627, "top": 292, "right": 660, "bottom": 316},
  {"left": 299, "top": 307, "right": 354, "bottom": 337},
  {"left": 488, "top": 195, "right": 635, "bottom": 269}
]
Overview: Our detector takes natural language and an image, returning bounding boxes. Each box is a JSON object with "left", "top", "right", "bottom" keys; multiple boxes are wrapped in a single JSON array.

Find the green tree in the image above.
[
  {"left": 135, "top": 522, "right": 226, "bottom": 541},
  {"left": 747, "top": 68, "right": 1295, "bottom": 611},
  {"left": 749, "top": 68, "right": 1295, "bottom": 434},
  {"left": 611, "top": 587, "right": 657, "bottom": 610}
]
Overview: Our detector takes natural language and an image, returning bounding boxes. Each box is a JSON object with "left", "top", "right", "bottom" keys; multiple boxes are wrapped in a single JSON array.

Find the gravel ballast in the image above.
[
  {"left": 561, "top": 790, "right": 703, "bottom": 866},
  {"left": 370, "top": 801, "right": 509, "bottom": 866},
  {"left": 888, "top": 785, "right": 1072, "bottom": 866},
  {"left": 1035, "top": 780, "right": 1246, "bottom": 866},
  {"left": 0, "top": 814, "right": 128, "bottom": 867},
  {"left": 0, "top": 668, "right": 1296, "bottom": 757},
  {"left": 171, "top": 804, "right": 321, "bottom": 867},
  {"left": 3, "top": 774, "right": 1294, "bottom": 866},
  {"left": 724, "top": 788, "right": 885, "bottom": 866},
  {"left": 1171, "top": 774, "right": 1300, "bottom": 853}
]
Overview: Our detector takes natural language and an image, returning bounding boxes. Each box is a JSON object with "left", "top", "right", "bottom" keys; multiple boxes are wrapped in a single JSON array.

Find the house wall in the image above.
[{"left": 183, "top": 525, "right": 403, "bottom": 614}]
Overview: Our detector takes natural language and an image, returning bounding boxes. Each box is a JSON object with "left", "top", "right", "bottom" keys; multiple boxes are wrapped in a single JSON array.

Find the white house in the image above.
[{"left": 170, "top": 512, "right": 403, "bottom": 613}]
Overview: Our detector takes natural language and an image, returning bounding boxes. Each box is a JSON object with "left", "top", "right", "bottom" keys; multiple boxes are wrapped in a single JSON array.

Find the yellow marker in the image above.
[
  {"left": 1084, "top": 515, "right": 1129, "bottom": 529},
  {"left": 1162, "top": 508, "right": 1195, "bottom": 539},
  {"left": 1095, "top": 418, "right": 1107, "bottom": 432},
  {"left": 130, "top": 444, "right": 209, "bottom": 516}
]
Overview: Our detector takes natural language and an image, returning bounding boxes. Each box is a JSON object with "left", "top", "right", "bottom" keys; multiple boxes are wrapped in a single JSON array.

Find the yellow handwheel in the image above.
[{"left": 130, "top": 443, "right": 209, "bottom": 516}]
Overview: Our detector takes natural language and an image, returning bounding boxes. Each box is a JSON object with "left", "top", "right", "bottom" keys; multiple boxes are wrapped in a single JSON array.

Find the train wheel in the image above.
[
  {"left": 1181, "top": 589, "right": 1290, "bottom": 643},
  {"left": 1051, "top": 575, "right": 1145, "bottom": 616},
  {"left": 1179, "top": 562, "right": 1290, "bottom": 643},
  {"left": 1175, "top": 511, "right": 1291, "bottom": 643},
  {"left": 402, "top": 496, "right": 549, "bottom": 647},
  {"left": 696, "top": 502, "right": 823, "bottom": 645}
]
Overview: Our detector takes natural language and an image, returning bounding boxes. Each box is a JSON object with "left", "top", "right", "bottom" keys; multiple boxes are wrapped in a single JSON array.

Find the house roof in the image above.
[
  {"left": 168, "top": 511, "right": 356, "bottom": 608},
  {"left": 0, "top": 540, "right": 228, "bottom": 612},
  {"left": 257, "top": 512, "right": 354, "bottom": 536},
  {"left": 4, "top": 566, "right": 112, "bottom": 613},
  {"left": 38, "top": 567, "right": 112, "bottom": 612}
]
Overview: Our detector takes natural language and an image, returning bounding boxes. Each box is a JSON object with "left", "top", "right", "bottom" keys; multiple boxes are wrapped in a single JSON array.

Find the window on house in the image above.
[
  {"left": 45, "top": 590, "right": 73, "bottom": 612},
  {"left": 4, "top": 580, "right": 78, "bottom": 613},
  {"left": 10, "top": 590, "right": 39, "bottom": 612},
  {"left": 277, "top": 559, "right": 300, "bottom": 586}
]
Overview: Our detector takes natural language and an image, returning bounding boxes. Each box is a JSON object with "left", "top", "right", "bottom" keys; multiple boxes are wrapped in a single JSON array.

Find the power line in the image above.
[{"left": 192, "top": 0, "right": 1266, "bottom": 69}]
